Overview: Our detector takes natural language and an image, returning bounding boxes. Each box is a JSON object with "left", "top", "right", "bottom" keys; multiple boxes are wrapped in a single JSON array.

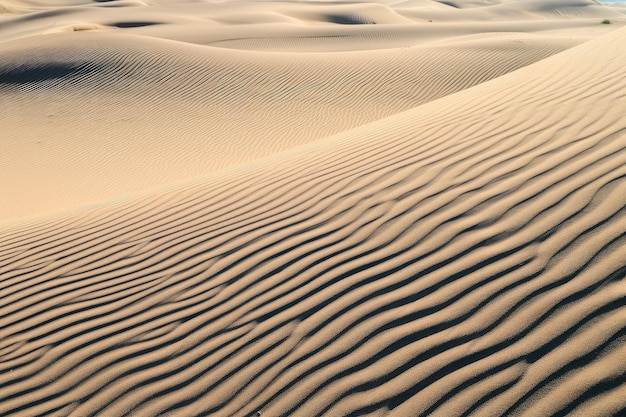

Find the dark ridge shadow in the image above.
[
  {"left": 324, "top": 14, "right": 375, "bottom": 25},
  {"left": 0, "top": 64, "right": 95, "bottom": 85},
  {"left": 458, "top": 373, "right": 523, "bottom": 417},
  {"left": 424, "top": 315, "right": 626, "bottom": 416},
  {"left": 381, "top": 300, "right": 626, "bottom": 415},
  {"left": 110, "top": 21, "right": 160, "bottom": 28},
  {"left": 551, "top": 369, "right": 626, "bottom": 417},
  {"left": 264, "top": 227, "right": 626, "bottom": 417},
  {"left": 166, "top": 331, "right": 291, "bottom": 416},
  {"left": 436, "top": 1, "right": 460, "bottom": 8}
]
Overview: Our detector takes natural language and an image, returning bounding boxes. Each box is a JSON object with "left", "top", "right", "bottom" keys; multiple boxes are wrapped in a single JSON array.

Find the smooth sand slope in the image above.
[
  {"left": 0, "top": 31, "right": 580, "bottom": 220},
  {"left": 1, "top": 13, "right": 626, "bottom": 417},
  {"left": 1, "top": 0, "right": 623, "bottom": 220}
]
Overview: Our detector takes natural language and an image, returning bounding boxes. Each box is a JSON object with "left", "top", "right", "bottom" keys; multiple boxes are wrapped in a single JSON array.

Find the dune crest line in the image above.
[{"left": 0, "top": 29, "right": 584, "bottom": 221}]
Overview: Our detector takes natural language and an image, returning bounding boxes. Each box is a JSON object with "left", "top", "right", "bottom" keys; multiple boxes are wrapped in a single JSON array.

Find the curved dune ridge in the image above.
[
  {"left": 1, "top": 20, "right": 626, "bottom": 417},
  {"left": 0, "top": 30, "right": 582, "bottom": 220},
  {"left": 0, "top": 0, "right": 621, "bottom": 48}
]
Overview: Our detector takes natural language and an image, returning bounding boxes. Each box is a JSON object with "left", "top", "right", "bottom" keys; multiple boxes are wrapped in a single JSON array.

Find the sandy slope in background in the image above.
[
  {"left": 1, "top": 0, "right": 626, "bottom": 416},
  {"left": 1, "top": 0, "right": 623, "bottom": 220}
]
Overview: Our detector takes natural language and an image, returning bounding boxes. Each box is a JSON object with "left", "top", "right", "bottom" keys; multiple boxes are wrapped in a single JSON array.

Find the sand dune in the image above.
[
  {"left": 0, "top": 28, "right": 583, "bottom": 220},
  {"left": 2, "top": 0, "right": 623, "bottom": 220},
  {"left": 2, "top": 0, "right": 626, "bottom": 410}
]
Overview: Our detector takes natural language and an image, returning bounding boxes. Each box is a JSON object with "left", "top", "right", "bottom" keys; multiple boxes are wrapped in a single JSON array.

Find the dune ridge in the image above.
[
  {"left": 0, "top": 29, "right": 583, "bottom": 221},
  {"left": 0, "top": 0, "right": 620, "bottom": 48},
  {"left": 1, "top": 22, "right": 626, "bottom": 417}
]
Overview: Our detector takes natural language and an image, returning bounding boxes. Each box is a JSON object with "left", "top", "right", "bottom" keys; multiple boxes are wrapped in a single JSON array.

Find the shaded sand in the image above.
[
  {"left": 1, "top": 0, "right": 624, "bottom": 220},
  {"left": 2, "top": 2, "right": 626, "bottom": 413}
]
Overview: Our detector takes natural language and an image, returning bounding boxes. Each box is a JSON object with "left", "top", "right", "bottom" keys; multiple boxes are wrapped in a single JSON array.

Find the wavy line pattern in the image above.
[
  {"left": 0, "top": 31, "right": 580, "bottom": 220},
  {"left": 1, "top": 22, "right": 626, "bottom": 417}
]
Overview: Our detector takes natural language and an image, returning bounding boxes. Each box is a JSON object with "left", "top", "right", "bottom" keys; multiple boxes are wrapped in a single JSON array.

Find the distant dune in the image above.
[
  {"left": 1, "top": 0, "right": 626, "bottom": 416},
  {"left": 1, "top": 0, "right": 622, "bottom": 220}
]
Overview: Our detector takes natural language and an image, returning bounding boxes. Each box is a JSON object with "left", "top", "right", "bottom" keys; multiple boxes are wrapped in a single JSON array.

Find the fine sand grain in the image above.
[{"left": 1, "top": 0, "right": 626, "bottom": 416}]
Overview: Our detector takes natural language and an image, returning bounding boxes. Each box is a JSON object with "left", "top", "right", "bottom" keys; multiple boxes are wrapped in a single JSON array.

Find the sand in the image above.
[{"left": 1, "top": 0, "right": 626, "bottom": 416}]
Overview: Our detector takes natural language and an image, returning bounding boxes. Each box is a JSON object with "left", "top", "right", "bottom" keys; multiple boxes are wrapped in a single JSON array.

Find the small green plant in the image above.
[{"left": 602, "top": 19, "right": 611, "bottom": 24}]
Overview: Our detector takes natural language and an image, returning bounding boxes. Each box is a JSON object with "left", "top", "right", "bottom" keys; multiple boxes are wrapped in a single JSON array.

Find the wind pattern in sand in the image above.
[
  {"left": 2, "top": 19, "right": 626, "bottom": 417},
  {"left": 0, "top": 30, "right": 580, "bottom": 220}
]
